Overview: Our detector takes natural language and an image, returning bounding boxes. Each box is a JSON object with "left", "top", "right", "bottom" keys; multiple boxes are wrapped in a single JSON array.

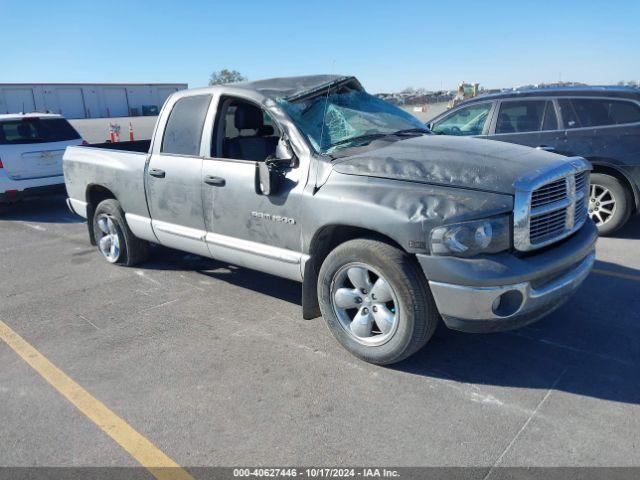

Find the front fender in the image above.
[{"left": 302, "top": 172, "right": 514, "bottom": 255}]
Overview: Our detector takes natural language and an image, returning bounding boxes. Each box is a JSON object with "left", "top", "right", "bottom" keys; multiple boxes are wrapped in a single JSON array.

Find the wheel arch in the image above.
[
  {"left": 589, "top": 162, "right": 639, "bottom": 212},
  {"left": 85, "top": 184, "right": 118, "bottom": 245},
  {"left": 301, "top": 224, "right": 407, "bottom": 320}
]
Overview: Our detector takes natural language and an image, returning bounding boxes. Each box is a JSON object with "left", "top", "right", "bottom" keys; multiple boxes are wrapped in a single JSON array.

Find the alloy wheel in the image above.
[
  {"left": 589, "top": 183, "right": 616, "bottom": 226},
  {"left": 330, "top": 263, "right": 400, "bottom": 346},
  {"left": 96, "top": 214, "right": 121, "bottom": 263}
]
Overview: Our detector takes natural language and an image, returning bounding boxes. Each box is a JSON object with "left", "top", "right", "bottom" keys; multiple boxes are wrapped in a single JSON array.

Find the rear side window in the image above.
[
  {"left": 558, "top": 99, "right": 580, "bottom": 128},
  {"left": 608, "top": 100, "right": 640, "bottom": 124},
  {"left": 495, "top": 100, "right": 548, "bottom": 134},
  {"left": 161, "top": 94, "right": 212, "bottom": 155},
  {"left": 561, "top": 98, "right": 640, "bottom": 128},
  {"left": 0, "top": 118, "right": 81, "bottom": 145}
]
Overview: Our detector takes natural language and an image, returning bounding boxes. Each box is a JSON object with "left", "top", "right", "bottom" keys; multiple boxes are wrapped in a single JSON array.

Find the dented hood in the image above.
[{"left": 331, "top": 135, "right": 568, "bottom": 195}]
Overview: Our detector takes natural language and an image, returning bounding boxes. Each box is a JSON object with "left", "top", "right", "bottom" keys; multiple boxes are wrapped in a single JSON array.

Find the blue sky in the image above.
[{"left": 2, "top": 0, "right": 639, "bottom": 92}]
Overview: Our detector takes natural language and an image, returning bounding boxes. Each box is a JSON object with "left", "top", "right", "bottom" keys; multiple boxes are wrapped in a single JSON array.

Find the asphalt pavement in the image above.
[{"left": 0, "top": 196, "right": 638, "bottom": 477}]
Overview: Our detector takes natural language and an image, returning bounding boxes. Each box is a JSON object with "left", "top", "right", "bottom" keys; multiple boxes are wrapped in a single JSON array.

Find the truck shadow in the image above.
[
  {"left": 143, "top": 246, "right": 302, "bottom": 305},
  {"left": 393, "top": 259, "right": 640, "bottom": 405},
  {"left": 607, "top": 214, "right": 640, "bottom": 239},
  {"left": 145, "top": 245, "right": 640, "bottom": 406},
  {"left": 0, "top": 196, "right": 83, "bottom": 224}
]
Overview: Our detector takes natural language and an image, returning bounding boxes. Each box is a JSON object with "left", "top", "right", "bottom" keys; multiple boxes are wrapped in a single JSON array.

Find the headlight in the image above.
[{"left": 429, "top": 216, "right": 510, "bottom": 257}]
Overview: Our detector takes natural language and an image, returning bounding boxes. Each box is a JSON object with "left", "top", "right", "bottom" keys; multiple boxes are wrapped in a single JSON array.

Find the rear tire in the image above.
[
  {"left": 92, "top": 199, "right": 149, "bottom": 266},
  {"left": 318, "top": 239, "right": 439, "bottom": 365},
  {"left": 589, "top": 173, "right": 631, "bottom": 236}
]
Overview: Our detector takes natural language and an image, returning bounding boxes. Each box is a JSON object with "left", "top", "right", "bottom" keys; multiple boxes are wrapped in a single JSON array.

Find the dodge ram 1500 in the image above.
[{"left": 63, "top": 75, "right": 597, "bottom": 365}]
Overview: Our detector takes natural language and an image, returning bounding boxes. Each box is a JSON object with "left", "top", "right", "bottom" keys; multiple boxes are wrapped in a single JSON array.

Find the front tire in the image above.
[
  {"left": 92, "top": 199, "right": 149, "bottom": 266},
  {"left": 318, "top": 239, "right": 439, "bottom": 365},
  {"left": 589, "top": 173, "right": 632, "bottom": 236}
]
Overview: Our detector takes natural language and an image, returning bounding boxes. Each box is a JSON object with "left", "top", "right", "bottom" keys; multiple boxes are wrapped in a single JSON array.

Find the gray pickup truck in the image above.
[{"left": 63, "top": 75, "right": 597, "bottom": 365}]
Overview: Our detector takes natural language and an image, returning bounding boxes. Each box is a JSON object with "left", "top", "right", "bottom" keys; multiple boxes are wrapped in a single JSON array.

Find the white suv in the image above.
[{"left": 0, "top": 113, "right": 85, "bottom": 205}]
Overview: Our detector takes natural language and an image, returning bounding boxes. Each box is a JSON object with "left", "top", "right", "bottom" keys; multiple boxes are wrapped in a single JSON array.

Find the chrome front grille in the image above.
[
  {"left": 531, "top": 178, "right": 567, "bottom": 207},
  {"left": 575, "top": 170, "right": 588, "bottom": 192},
  {"left": 530, "top": 208, "right": 567, "bottom": 244},
  {"left": 513, "top": 158, "right": 591, "bottom": 251},
  {"left": 574, "top": 195, "right": 587, "bottom": 221}
]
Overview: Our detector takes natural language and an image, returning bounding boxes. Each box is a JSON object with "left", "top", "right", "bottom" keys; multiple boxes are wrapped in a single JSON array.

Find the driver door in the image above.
[{"left": 201, "top": 96, "right": 307, "bottom": 281}]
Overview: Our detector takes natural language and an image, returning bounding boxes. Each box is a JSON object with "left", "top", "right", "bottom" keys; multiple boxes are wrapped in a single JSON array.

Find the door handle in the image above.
[
  {"left": 536, "top": 145, "right": 555, "bottom": 152},
  {"left": 149, "top": 168, "right": 166, "bottom": 178},
  {"left": 204, "top": 175, "right": 226, "bottom": 187}
]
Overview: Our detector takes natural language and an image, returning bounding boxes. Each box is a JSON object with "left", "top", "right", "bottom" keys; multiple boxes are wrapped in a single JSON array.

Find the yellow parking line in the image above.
[
  {"left": 0, "top": 319, "right": 194, "bottom": 480},
  {"left": 592, "top": 268, "right": 640, "bottom": 283}
]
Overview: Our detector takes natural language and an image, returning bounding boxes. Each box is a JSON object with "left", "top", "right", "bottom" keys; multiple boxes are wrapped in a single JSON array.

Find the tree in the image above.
[{"left": 209, "top": 69, "right": 247, "bottom": 86}]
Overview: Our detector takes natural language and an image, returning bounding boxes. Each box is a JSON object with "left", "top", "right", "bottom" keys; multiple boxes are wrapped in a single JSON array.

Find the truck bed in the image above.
[
  {"left": 63, "top": 142, "right": 151, "bottom": 220},
  {"left": 85, "top": 139, "right": 151, "bottom": 153}
]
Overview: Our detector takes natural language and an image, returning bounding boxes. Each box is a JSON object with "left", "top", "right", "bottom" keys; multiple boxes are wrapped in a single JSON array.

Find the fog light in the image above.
[{"left": 491, "top": 290, "right": 524, "bottom": 317}]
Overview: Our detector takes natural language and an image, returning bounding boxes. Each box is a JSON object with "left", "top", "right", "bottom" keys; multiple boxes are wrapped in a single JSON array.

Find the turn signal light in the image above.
[{"left": 0, "top": 157, "right": 3, "bottom": 168}]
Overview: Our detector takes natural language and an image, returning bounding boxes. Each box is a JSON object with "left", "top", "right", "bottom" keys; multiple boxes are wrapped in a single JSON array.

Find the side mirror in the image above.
[
  {"left": 426, "top": 122, "right": 433, "bottom": 130},
  {"left": 255, "top": 134, "right": 296, "bottom": 195},
  {"left": 273, "top": 135, "right": 298, "bottom": 168},
  {"left": 256, "top": 162, "right": 285, "bottom": 195},
  {"left": 257, "top": 162, "right": 273, "bottom": 195}
]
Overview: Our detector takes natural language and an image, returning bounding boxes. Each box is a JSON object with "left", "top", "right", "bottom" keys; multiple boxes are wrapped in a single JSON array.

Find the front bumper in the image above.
[{"left": 417, "top": 220, "right": 597, "bottom": 333}]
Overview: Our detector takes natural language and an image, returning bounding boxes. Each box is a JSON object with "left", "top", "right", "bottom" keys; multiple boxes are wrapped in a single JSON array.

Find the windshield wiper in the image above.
[
  {"left": 326, "top": 133, "right": 388, "bottom": 149},
  {"left": 391, "top": 128, "right": 431, "bottom": 136},
  {"left": 326, "top": 128, "right": 430, "bottom": 151}
]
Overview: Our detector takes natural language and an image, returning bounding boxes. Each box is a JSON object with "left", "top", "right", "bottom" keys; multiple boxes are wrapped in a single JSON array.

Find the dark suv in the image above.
[{"left": 428, "top": 86, "right": 640, "bottom": 234}]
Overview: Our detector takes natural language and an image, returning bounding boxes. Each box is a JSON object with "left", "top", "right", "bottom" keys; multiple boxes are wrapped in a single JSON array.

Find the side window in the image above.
[
  {"left": 161, "top": 94, "right": 212, "bottom": 155},
  {"left": 608, "top": 100, "right": 640, "bottom": 124},
  {"left": 571, "top": 99, "right": 611, "bottom": 127},
  {"left": 558, "top": 99, "right": 580, "bottom": 129},
  {"left": 542, "top": 101, "right": 558, "bottom": 130},
  {"left": 570, "top": 98, "right": 640, "bottom": 127},
  {"left": 495, "top": 100, "right": 546, "bottom": 134},
  {"left": 431, "top": 103, "right": 492, "bottom": 136},
  {"left": 214, "top": 98, "right": 281, "bottom": 161}
]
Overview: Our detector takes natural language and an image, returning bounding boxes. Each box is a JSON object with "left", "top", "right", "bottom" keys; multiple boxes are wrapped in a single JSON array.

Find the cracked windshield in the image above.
[{"left": 278, "top": 88, "right": 427, "bottom": 154}]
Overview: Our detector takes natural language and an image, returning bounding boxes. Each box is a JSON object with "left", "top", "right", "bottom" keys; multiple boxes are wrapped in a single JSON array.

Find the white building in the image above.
[{"left": 0, "top": 83, "right": 188, "bottom": 119}]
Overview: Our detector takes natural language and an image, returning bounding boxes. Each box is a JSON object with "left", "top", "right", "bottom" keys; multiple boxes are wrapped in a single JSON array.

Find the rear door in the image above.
[
  {"left": 558, "top": 97, "right": 640, "bottom": 159},
  {"left": 487, "top": 99, "right": 562, "bottom": 151},
  {"left": 145, "top": 93, "right": 212, "bottom": 256},
  {"left": 0, "top": 117, "right": 83, "bottom": 180}
]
